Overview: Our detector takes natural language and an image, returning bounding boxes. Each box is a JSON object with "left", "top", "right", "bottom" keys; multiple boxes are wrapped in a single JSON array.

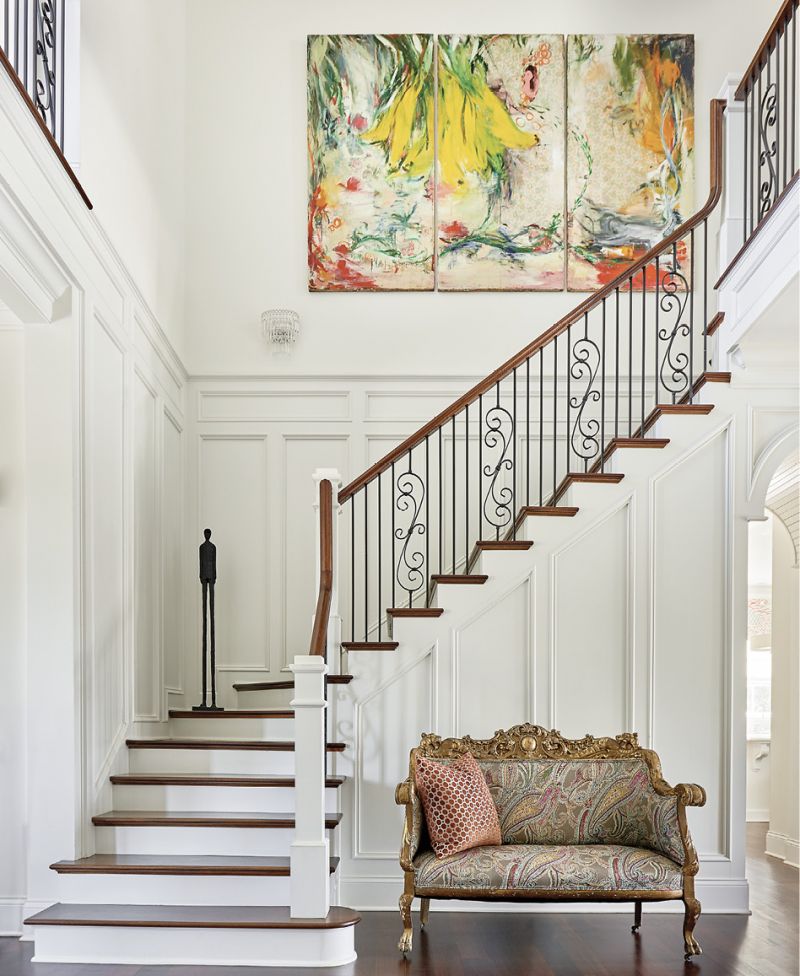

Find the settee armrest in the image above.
[
  {"left": 647, "top": 761, "right": 706, "bottom": 872},
  {"left": 674, "top": 783, "right": 706, "bottom": 807},
  {"left": 396, "top": 778, "right": 425, "bottom": 871}
]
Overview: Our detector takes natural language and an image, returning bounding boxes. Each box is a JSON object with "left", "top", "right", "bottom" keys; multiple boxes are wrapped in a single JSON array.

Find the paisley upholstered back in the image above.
[{"left": 476, "top": 757, "right": 684, "bottom": 863}]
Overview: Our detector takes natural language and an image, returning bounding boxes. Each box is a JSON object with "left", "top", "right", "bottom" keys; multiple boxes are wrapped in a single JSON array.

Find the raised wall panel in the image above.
[
  {"left": 652, "top": 429, "right": 729, "bottom": 858},
  {"left": 133, "top": 371, "right": 159, "bottom": 721},
  {"left": 455, "top": 579, "right": 532, "bottom": 738},
  {"left": 552, "top": 503, "right": 631, "bottom": 737},
  {"left": 199, "top": 436, "right": 269, "bottom": 671},
  {"left": 89, "top": 316, "right": 126, "bottom": 781},
  {"left": 355, "top": 650, "right": 435, "bottom": 857},
  {"left": 282, "top": 436, "right": 349, "bottom": 666},
  {"left": 199, "top": 391, "right": 349, "bottom": 422},
  {"left": 163, "top": 411, "right": 183, "bottom": 693}
]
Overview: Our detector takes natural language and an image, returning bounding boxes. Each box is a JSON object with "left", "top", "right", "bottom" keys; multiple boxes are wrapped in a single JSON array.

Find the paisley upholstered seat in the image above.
[
  {"left": 395, "top": 725, "right": 706, "bottom": 962},
  {"left": 413, "top": 843, "right": 683, "bottom": 893}
]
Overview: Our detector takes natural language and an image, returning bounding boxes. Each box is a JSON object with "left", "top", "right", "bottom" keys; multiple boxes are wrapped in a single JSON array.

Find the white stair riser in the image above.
[
  {"left": 236, "top": 689, "right": 294, "bottom": 708},
  {"left": 31, "top": 923, "right": 356, "bottom": 967},
  {"left": 129, "top": 748, "right": 298, "bottom": 776},
  {"left": 111, "top": 783, "right": 341, "bottom": 812},
  {"left": 169, "top": 717, "right": 295, "bottom": 739},
  {"left": 94, "top": 825, "right": 337, "bottom": 857},
  {"left": 57, "top": 872, "right": 293, "bottom": 906},
  {"left": 476, "top": 550, "right": 534, "bottom": 578}
]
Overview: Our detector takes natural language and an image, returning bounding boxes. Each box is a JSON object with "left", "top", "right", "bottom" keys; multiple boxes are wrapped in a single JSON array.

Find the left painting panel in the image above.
[{"left": 307, "top": 34, "right": 435, "bottom": 292}]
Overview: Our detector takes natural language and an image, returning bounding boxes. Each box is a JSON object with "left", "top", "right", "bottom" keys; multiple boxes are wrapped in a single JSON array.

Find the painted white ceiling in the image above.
[{"left": 766, "top": 451, "right": 800, "bottom": 565}]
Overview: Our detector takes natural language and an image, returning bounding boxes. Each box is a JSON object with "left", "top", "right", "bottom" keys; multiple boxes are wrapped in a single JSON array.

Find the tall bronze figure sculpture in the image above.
[{"left": 194, "top": 528, "right": 223, "bottom": 711}]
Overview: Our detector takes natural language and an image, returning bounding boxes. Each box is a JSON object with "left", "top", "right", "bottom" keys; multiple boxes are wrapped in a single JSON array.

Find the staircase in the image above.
[{"left": 25, "top": 706, "right": 359, "bottom": 966}]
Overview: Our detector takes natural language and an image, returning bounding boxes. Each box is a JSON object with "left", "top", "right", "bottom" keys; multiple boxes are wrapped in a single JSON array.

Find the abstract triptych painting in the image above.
[{"left": 307, "top": 33, "right": 694, "bottom": 293}]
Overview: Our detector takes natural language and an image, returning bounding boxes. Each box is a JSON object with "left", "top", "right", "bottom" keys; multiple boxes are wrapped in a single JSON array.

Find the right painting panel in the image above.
[{"left": 566, "top": 34, "right": 694, "bottom": 291}]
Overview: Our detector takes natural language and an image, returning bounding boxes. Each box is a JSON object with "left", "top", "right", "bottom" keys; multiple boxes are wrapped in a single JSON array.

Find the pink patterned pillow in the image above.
[{"left": 414, "top": 752, "right": 501, "bottom": 858}]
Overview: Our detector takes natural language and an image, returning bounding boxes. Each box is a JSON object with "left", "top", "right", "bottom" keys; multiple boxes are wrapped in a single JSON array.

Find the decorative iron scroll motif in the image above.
[
  {"left": 658, "top": 260, "right": 691, "bottom": 400},
  {"left": 568, "top": 334, "right": 601, "bottom": 465},
  {"left": 394, "top": 468, "right": 426, "bottom": 603},
  {"left": 34, "top": 1, "right": 58, "bottom": 135},
  {"left": 758, "top": 81, "right": 778, "bottom": 219},
  {"left": 482, "top": 403, "right": 514, "bottom": 535}
]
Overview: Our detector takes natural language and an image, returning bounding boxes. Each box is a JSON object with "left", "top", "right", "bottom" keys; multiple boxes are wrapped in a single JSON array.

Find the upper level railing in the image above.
[
  {"left": 737, "top": 0, "right": 799, "bottom": 248},
  {"left": 0, "top": 0, "right": 90, "bottom": 207},
  {"left": 333, "top": 97, "right": 726, "bottom": 646}
]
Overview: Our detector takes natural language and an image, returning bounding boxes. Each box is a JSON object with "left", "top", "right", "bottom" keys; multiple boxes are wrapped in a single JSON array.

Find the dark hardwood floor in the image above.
[{"left": 3, "top": 824, "right": 796, "bottom": 976}]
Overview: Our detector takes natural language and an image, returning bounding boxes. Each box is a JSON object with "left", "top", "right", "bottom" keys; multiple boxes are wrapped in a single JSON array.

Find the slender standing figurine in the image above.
[{"left": 194, "top": 529, "right": 223, "bottom": 711}]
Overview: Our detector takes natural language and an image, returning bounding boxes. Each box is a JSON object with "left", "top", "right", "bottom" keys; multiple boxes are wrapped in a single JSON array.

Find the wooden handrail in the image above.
[
  {"left": 735, "top": 0, "right": 798, "bottom": 100},
  {"left": 309, "top": 479, "right": 333, "bottom": 657},
  {"left": 0, "top": 46, "right": 92, "bottom": 209},
  {"left": 339, "top": 98, "right": 726, "bottom": 503}
]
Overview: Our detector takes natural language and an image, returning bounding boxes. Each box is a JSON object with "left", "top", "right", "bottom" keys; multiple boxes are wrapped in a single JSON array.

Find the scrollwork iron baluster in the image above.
[
  {"left": 482, "top": 400, "right": 514, "bottom": 537},
  {"left": 758, "top": 81, "right": 778, "bottom": 219},
  {"left": 658, "top": 257, "right": 691, "bottom": 402},
  {"left": 34, "top": 1, "right": 58, "bottom": 137},
  {"left": 568, "top": 323, "right": 601, "bottom": 467},
  {"left": 394, "top": 467, "right": 426, "bottom": 605}
]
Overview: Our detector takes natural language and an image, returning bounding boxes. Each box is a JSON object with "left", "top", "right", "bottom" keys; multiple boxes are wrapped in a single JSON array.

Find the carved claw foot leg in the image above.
[
  {"left": 420, "top": 897, "right": 430, "bottom": 930},
  {"left": 398, "top": 893, "right": 414, "bottom": 954},
  {"left": 631, "top": 899, "right": 642, "bottom": 934},
  {"left": 683, "top": 896, "right": 702, "bottom": 962}
]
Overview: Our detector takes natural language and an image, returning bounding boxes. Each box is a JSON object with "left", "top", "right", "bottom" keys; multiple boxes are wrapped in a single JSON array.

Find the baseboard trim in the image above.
[
  {"left": 18, "top": 900, "right": 54, "bottom": 941},
  {"left": 0, "top": 898, "right": 25, "bottom": 936},
  {"left": 340, "top": 877, "right": 750, "bottom": 914},
  {"left": 766, "top": 831, "right": 800, "bottom": 868},
  {"left": 746, "top": 809, "right": 770, "bottom": 823}
]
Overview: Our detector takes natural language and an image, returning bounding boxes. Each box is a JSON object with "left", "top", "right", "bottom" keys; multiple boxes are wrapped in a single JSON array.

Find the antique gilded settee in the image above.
[{"left": 395, "top": 725, "right": 706, "bottom": 960}]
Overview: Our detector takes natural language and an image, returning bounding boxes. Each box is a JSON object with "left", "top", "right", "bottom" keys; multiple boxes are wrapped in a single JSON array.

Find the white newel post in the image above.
[{"left": 289, "top": 468, "right": 342, "bottom": 918}]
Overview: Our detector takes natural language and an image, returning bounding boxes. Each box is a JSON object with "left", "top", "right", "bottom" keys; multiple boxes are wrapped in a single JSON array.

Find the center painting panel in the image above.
[{"left": 437, "top": 35, "right": 565, "bottom": 291}]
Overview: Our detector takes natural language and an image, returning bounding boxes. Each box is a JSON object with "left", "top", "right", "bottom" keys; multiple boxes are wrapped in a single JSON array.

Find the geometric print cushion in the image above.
[{"left": 414, "top": 752, "right": 501, "bottom": 859}]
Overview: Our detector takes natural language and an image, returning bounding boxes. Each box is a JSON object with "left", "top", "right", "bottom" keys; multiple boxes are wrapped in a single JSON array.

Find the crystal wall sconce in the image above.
[{"left": 261, "top": 308, "right": 300, "bottom": 347}]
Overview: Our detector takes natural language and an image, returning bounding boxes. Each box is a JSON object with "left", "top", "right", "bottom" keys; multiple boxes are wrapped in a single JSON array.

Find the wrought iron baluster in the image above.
[
  {"left": 363, "top": 483, "right": 368, "bottom": 640},
  {"left": 601, "top": 298, "right": 606, "bottom": 472},
  {"left": 792, "top": 9, "right": 796, "bottom": 176},
  {"left": 465, "top": 404, "right": 469, "bottom": 566},
  {"left": 628, "top": 276, "right": 633, "bottom": 436},
  {"left": 391, "top": 462, "right": 396, "bottom": 609},
  {"left": 378, "top": 472, "right": 382, "bottom": 636},
  {"left": 659, "top": 243, "right": 691, "bottom": 404},
  {"left": 526, "top": 357, "right": 530, "bottom": 506},
  {"left": 750, "top": 83, "right": 756, "bottom": 233},
  {"left": 689, "top": 229, "right": 695, "bottom": 402},
  {"left": 483, "top": 383, "right": 513, "bottom": 536},
  {"left": 553, "top": 335, "right": 558, "bottom": 501},
  {"left": 641, "top": 266, "right": 646, "bottom": 430},
  {"left": 654, "top": 257, "right": 660, "bottom": 406},
  {"left": 777, "top": 27, "right": 782, "bottom": 195},
  {"left": 395, "top": 451, "right": 425, "bottom": 608},
  {"left": 614, "top": 287, "right": 620, "bottom": 439},
  {"left": 538, "top": 351, "right": 544, "bottom": 505},
  {"left": 425, "top": 436, "right": 430, "bottom": 607},
  {"left": 703, "top": 219, "right": 709, "bottom": 370},
  {"left": 438, "top": 430, "right": 442, "bottom": 576},
  {"left": 451, "top": 415, "right": 456, "bottom": 572},
  {"left": 478, "top": 394, "right": 483, "bottom": 540},
  {"left": 569, "top": 312, "right": 601, "bottom": 471},
  {"left": 512, "top": 369, "right": 517, "bottom": 538},
  {"left": 744, "top": 84, "right": 749, "bottom": 242},
  {"left": 566, "top": 325, "right": 571, "bottom": 475},
  {"left": 350, "top": 496, "right": 355, "bottom": 641}
]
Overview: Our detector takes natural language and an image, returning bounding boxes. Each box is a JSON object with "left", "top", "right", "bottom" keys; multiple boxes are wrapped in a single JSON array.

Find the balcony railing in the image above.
[{"left": 737, "top": 0, "right": 799, "bottom": 246}]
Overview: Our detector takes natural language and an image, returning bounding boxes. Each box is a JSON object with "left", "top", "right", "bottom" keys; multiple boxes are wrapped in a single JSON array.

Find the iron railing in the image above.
[
  {"left": 1, "top": 0, "right": 66, "bottom": 149},
  {"left": 737, "top": 0, "right": 799, "bottom": 246},
  {"left": 333, "top": 98, "right": 726, "bottom": 647}
]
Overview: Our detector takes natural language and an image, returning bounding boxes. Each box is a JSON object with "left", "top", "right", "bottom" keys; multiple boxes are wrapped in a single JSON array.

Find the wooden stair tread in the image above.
[
  {"left": 609, "top": 438, "right": 670, "bottom": 449},
  {"left": 110, "top": 773, "right": 345, "bottom": 788},
  {"left": 431, "top": 574, "right": 488, "bottom": 584},
  {"left": 126, "top": 738, "right": 346, "bottom": 752},
  {"left": 706, "top": 311, "right": 725, "bottom": 336},
  {"left": 50, "top": 854, "right": 340, "bottom": 875},
  {"left": 655, "top": 403, "right": 715, "bottom": 414},
  {"left": 233, "top": 675, "right": 353, "bottom": 692},
  {"left": 386, "top": 607, "right": 444, "bottom": 617},
  {"left": 566, "top": 472, "right": 624, "bottom": 483},
  {"left": 476, "top": 540, "right": 533, "bottom": 550},
  {"left": 92, "top": 810, "right": 343, "bottom": 829},
  {"left": 169, "top": 709, "right": 293, "bottom": 719},
  {"left": 341, "top": 641, "right": 398, "bottom": 651},
  {"left": 520, "top": 506, "right": 579, "bottom": 517},
  {"left": 24, "top": 903, "right": 360, "bottom": 930},
  {"left": 703, "top": 371, "right": 732, "bottom": 382}
]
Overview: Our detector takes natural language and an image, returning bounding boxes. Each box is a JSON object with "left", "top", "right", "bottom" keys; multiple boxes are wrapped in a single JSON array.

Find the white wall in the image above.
[
  {"left": 0, "top": 327, "right": 27, "bottom": 934},
  {"left": 767, "top": 518, "right": 800, "bottom": 866},
  {"left": 181, "top": 0, "right": 777, "bottom": 377},
  {"left": 80, "top": 0, "right": 187, "bottom": 360},
  {"left": 0, "top": 49, "right": 187, "bottom": 931}
]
